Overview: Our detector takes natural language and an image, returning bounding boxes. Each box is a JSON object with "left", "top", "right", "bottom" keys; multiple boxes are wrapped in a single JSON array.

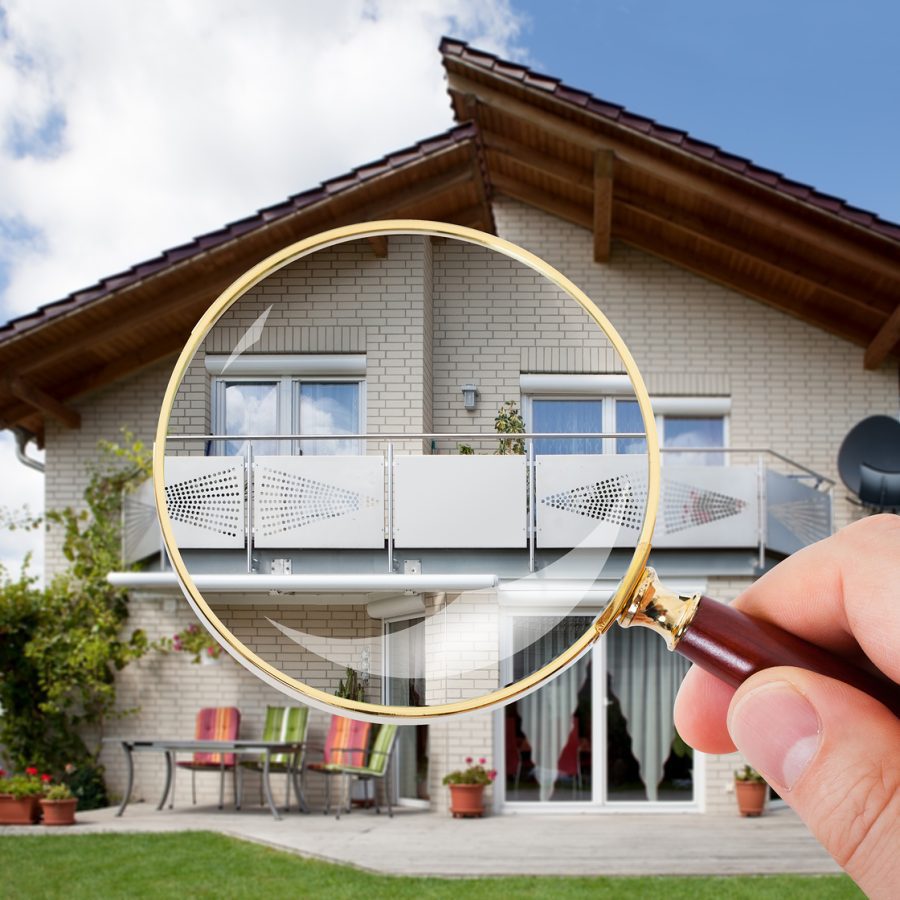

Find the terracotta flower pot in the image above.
[
  {"left": 448, "top": 783, "right": 486, "bottom": 818},
  {"left": 40, "top": 798, "right": 77, "bottom": 826},
  {"left": 735, "top": 780, "right": 767, "bottom": 817},
  {"left": 0, "top": 794, "right": 42, "bottom": 825}
]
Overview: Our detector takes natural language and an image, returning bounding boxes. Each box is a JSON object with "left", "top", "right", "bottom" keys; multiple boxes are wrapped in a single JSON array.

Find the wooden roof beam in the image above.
[
  {"left": 367, "top": 236, "right": 388, "bottom": 258},
  {"left": 594, "top": 150, "right": 614, "bottom": 263},
  {"left": 482, "top": 132, "right": 593, "bottom": 189},
  {"left": 7, "top": 377, "right": 80, "bottom": 429},
  {"left": 490, "top": 173, "right": 592, "bottom": 230},
  {"left": 615, "top": 212, "right": 873, "bottom": 348},
  {"left": 446, "top": 72, "right": 900, "bottom": 282},
  {"left": 865, "top": 306, "right": 900, "bottom": 369}
]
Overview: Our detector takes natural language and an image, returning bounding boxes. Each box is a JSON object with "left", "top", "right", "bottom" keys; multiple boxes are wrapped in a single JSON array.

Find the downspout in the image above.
[{"left": 12, "top": 427, "right": 45, "bottom": 473}]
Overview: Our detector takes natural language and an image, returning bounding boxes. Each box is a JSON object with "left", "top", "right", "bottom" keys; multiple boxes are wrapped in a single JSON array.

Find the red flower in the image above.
[
  {"left": 465, "top": 757, "right": 473, "bottom": 764},
  {"left": 25, "top": 767, "right": 38, "bottom": 776},
  {"left": 0, "top": 768, "right": 6, "bottom": 777},
  {"left": 41, "top": 774, "right": 52, "bottom": 783},
  {"left": 478, "top": 757, "right": 486, "bottom": 765},
  {"left": 488, "top": 769, "right": 497, "bottom": 781}
]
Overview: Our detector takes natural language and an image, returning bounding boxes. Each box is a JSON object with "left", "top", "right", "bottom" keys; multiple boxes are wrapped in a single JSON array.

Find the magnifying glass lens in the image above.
[{"left": 159, "top": 225, "right": 654, "bottom": 719}]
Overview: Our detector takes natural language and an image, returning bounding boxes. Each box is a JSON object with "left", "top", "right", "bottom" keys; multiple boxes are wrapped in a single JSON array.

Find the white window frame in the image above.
[
  {"left": 520, "top": 375, "right": 730, "bottom": 461},
  {"left": 207, "top": 354, "right": 366, "bottom": 455}
]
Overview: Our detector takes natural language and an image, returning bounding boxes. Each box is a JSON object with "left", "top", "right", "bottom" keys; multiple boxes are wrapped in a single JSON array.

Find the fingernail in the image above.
[{"left": 728, "top": 681, "right": 822, "bottom": 791}]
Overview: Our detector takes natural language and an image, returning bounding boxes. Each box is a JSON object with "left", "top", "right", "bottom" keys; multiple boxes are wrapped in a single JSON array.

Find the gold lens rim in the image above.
[{"left": 153, "top": 220, "right": 660, "bottom": 720}]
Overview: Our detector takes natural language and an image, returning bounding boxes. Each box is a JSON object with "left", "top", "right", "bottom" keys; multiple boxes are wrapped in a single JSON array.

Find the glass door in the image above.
[
  {"left": 499, "top": 615, "right": 696, "bottom": 808},
  {"left": 384, "top": 617, "right": 429, "bottom": 804}
]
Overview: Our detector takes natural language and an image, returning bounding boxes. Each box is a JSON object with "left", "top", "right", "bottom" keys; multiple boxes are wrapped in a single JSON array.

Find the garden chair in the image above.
[
  {"left": 304, "top": 716, "right": 372, "bottom": 818},
  {"left": 237, "top": 706, "right": 309, "bottom": 812},
  {"left": 326, "top": 723, "right": 399, "bottom": 819},
  {"left": 173, "top": 706, "right": 240, "bottom": 809}
]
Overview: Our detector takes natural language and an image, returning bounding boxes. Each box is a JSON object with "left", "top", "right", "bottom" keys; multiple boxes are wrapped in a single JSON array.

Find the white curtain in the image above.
[
  {"left": 514, "top": 615, "right": 591, "bottom": 802},
  {"left": 606, "top": 626, "right": 690, "bottom": 801}
]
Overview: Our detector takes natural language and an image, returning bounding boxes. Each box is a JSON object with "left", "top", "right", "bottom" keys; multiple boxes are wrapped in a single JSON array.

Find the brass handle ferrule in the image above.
[{"left": 618, "top": 567, "right": 701, "bottom": 650}]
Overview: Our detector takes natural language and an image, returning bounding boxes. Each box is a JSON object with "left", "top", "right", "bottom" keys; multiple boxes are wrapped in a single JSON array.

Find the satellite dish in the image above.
[{"left": 837, "top": 415, "right": 900, "bottom": 511}]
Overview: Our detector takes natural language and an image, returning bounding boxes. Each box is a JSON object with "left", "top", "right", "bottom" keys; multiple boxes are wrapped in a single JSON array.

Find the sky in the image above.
[{"left": 1, "top": 0, "right": 898, "bottom": 576}]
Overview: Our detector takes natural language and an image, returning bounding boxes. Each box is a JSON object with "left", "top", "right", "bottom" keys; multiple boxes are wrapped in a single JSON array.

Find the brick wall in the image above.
[{"left": 40, "top": 201, "right": 898, "bottom": 813}]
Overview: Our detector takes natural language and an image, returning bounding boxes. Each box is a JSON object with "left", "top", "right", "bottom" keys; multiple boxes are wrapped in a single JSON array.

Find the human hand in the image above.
[{"left": 674, "top": 515, "right": 900, "bottom": 899}]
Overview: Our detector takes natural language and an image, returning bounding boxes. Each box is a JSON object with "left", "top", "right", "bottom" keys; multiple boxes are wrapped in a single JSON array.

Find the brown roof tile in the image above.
[{"left": 0, "top": 123, "right": 480, "bottom": 343}]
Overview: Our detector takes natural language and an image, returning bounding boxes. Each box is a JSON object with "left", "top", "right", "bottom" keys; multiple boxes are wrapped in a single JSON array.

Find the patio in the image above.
[{"left": 1, "top": 803, "right": 840, "bottom": 878}]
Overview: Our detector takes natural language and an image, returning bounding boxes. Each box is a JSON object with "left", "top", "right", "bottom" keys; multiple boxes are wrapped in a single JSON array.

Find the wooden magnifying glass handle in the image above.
[{"left": 619, "top": 569, "right": 900, "bottom": 718}]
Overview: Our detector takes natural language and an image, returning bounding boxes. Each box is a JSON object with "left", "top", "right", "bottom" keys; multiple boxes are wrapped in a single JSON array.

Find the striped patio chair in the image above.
[
  {"left": 238, "top": 706, "right": 309, "bottom": 812},
  {"left": 326, "top": 723, "right": 399, "bottom": 818},
  {"left": 305, "top": 716, "right": 372, "bottom": 818},
  {"left": 174, "top": 706, "right": 240, "bottom": 809}
]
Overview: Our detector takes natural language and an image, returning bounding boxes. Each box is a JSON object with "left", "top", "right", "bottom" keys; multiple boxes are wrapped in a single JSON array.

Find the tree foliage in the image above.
[{"left": 0, "top": 433, "right": 152, "bottom": 776}]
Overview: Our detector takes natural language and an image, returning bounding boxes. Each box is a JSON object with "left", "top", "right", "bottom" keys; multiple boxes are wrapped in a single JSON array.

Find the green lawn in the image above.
[{"left": 0, "top": 833, "right": 861, "bottom": 899}]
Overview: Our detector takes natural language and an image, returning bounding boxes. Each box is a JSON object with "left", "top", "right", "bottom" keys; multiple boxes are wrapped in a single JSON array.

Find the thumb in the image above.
[{"left": 727, "top": 667, "right": 900, "bottom": 898}]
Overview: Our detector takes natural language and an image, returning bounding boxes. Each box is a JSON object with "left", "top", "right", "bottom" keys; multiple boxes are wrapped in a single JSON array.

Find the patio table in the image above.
[{"left": 104, "top": 738, "right": 306, "bottom": 821}]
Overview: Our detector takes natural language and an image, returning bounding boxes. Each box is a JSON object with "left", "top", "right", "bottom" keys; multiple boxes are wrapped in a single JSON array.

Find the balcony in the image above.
[{"left": 121, "top": 434, "right": 833, "bottom": 586}]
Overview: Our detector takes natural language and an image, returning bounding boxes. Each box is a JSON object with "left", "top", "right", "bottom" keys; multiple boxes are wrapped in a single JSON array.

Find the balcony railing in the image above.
[{"left": 123, "top": 433, "right": 833, "bottom": 569}]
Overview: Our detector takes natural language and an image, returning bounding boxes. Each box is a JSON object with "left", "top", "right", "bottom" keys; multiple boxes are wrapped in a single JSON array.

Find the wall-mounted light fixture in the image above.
[{"left": 461, "top": 383, "right": 478, "bottom": 410}]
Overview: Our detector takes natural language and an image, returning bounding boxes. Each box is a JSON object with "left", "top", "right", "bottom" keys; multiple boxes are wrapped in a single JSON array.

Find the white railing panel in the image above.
[
  {"left": 253, "top": 456, "right": 385, "bottom": 549},
  {"left": 122, "top": 478, "right": 160, "bottom": 564},
  {"left": 394, "top": 456, "right": 527, "bottom": 548},
  {"left": 654, "top": 465, "right": 758, "bottom": 548},
  {"left": 766, "top": 471, "right": 832, "bottom": 555},
  {"left": 536, "top": 455, "right": 647, "bottom": 548},
  {"left": 163, "top": 456, "right": 245, "bottom": 548}
]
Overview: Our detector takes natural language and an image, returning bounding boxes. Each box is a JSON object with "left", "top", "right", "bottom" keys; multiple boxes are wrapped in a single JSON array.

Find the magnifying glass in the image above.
[{"left": 153, "top": 221, "right": 898, "bottom": 722}]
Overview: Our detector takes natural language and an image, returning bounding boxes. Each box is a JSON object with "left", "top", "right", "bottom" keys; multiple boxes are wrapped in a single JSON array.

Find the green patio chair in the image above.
[
  {"left": 310, "top": 723, "right": 399, "bottom": 819},
  {"left": 238, "top": 706, "right": 309, "bottom": 812}
]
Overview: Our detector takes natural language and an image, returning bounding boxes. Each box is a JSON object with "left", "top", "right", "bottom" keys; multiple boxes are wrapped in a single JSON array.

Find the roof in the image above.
[
  {"left": 0, "top": 123, "right": 492, "bottom": 439},
  {"left": 440, "top": 38, "right": 900, "bottom": 370},
  {"left": 2, "top": 39, "right": 899, "bottom": 441}
]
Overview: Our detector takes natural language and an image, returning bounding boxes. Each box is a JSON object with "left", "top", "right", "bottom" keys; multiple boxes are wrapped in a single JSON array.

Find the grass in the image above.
[{"left": 0, "top": 832, "right": 862, "bottom": 899}]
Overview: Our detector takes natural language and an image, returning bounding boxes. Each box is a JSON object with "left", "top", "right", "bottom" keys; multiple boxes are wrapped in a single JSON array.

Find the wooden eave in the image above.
[
  {"left": 0, "top": 127, "right": 493, "bottom": 437},
  {"left": 442, "top": 40, "right": 900, "bottom": 369}
]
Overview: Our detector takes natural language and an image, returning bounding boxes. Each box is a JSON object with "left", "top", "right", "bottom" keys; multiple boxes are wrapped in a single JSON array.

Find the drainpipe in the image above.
[{"left": 12, "top": 427, "right": 45, "bottom": 473}]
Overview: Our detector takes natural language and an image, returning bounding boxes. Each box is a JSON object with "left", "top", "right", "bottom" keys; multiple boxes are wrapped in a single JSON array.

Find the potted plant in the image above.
[
  {"left": 442, "top": 757, "right": 496, "bottom": 818},
  {"left": 0, "top": 768, "right": 49, "bottom": 825},
  {"left": 734, "top": 764, "right": 768, "bottom": 817},
  {"left": 40, "top": 782, "right": 77, "bottom": 826}
]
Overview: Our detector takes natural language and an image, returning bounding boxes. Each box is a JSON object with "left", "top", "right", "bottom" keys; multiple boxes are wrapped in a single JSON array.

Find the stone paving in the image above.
[{"left": 1, "top": 802, "right": 842, "bottom": 878}]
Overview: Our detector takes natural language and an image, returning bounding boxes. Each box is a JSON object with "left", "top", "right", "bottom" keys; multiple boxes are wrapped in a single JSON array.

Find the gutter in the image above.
[{"left": 13, "top": 427, "right": 44, "bottom": 473}]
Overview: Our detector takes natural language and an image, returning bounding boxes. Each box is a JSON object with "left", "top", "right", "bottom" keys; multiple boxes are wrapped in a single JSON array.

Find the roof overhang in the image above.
[
  {"left": 440, "top": 39, "right": 900, "bottom": 371},
  {"left": 0, "top": 124, "right": 493, "bottom": 441}
]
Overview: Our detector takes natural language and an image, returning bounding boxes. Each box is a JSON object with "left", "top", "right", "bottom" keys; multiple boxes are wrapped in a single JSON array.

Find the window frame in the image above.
[{"left": 208, "top": 355, "right": 366, "bottom": 456}]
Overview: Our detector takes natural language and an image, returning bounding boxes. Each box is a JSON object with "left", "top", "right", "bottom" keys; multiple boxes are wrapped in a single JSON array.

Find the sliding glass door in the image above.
[{"left": 500, "top": 615, "right": 695, "bottom": 808}]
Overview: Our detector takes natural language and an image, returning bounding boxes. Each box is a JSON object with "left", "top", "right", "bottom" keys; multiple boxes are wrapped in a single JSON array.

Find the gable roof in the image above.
[
  {"left": 2, "top": 39, "right": 899, "bottom": 441},
  {"left": 0, "top": 124, "right": 491, "bottom": 439},
  {"left": 441, "top": 38, "right": 900, "bottom": 370}
]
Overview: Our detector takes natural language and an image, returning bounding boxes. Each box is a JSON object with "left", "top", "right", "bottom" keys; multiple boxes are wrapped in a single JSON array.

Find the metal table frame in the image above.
[{"left": 106, "top": 738, "right": 306, "bottom": 820}]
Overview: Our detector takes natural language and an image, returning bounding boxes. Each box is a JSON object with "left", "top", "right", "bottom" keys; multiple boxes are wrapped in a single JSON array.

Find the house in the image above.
[{"left": 1, "top": 39, "right": 898, "bottom": 816}]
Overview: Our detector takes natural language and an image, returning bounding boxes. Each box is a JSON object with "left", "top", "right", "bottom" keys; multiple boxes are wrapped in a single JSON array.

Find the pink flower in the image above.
[
  {"left": 478, "top": 758, "right": 486, "bottom": 765},
  {"left": 488, "top": 769, "right": 497, "bottom": 781},
  {"left": 65, "top": 763, "right": 76, "bottom": 774},
  {"left": 465, "top": 757, "right": 473, "bottom": 764},
  {"left": 206, "top": 646, "right": 215, "bottom": 656}
]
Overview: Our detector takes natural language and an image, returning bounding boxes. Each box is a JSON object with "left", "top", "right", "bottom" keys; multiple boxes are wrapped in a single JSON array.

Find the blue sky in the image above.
[{"left": 0, "top": 0, "right": 898, "bottom": 575}]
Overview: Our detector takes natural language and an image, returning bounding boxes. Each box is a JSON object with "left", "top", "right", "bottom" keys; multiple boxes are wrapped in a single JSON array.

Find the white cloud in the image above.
[
  {"left": 0, "top": 0, "right": 527, "bottom": 577},
  {"left": 0, "top": 0, "right": 527, "bottom": 319},
  {"left": 0, "top": 431, "right": 44, "bottom": 582}
]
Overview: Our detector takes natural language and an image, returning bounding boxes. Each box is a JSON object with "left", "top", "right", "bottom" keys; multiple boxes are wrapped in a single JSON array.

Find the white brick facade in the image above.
[{"left": 39, "top": 200, "right": 897, "bottom": 814}]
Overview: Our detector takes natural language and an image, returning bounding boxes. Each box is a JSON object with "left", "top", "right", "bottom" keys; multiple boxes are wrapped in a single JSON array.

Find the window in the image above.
[
  {"left": 522, "top": 376, "right": 728, "bottom": 464},
  {"left": 208, "top": 355, "right": 365, "bottom": 456}
]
